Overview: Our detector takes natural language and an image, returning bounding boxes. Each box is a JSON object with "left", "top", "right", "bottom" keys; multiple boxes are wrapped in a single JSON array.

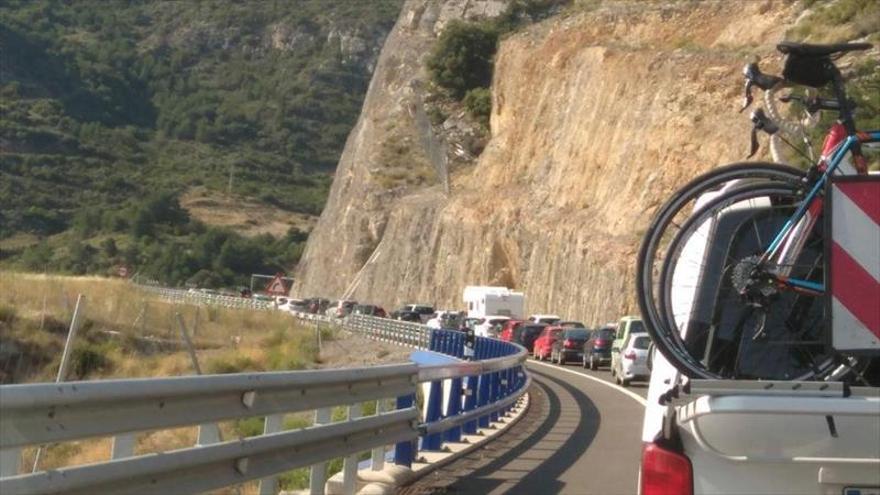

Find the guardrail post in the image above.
[
  {"left": 111, "top": 433, "right": 136, "bottom": 460},
  {"left": 476, "top": 338, "right": 492, "bottom": 428},
  {"left": 462, "top": 345, "right": 479, "bottom": 436},
  {"left": 258, "top": 414, "right": 284, "bottom": 495},
  {"left": 342, "top": 404, "right": 361, "bottom": 495},
  {"left": 422, "top": 378, "right": 444, "bottom": 451},
  {"left": 444, "top": 332, "right": 464, "bottom": 442},
  {"left": 309, "top": 407, "right": 332, "bottom": 494},
  {"left": 394, "top": 395, "right": 415, "bottom": 467},
  {"left": 371, "top": 399, "right": 388, "bottom": 471},
  {"left": 489, "top": 341, "right": 501, "bottom": 423},
  {"left": 0, "top": 448, "right": 21, "bottom": 477}
]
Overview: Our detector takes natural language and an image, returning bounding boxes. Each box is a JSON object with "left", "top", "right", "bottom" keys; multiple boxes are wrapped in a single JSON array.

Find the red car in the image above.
[
  {"left": 532, "top": 325, "right": 564, "bottom": 360},
  {"left": 499, "top": 320, "right": 524, "bottom": 342}
]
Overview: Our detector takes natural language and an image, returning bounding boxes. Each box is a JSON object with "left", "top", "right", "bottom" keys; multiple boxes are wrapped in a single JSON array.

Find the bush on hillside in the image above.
[
  {"left": 427, "top": 21, "right": 499, "bottom": 98},
  {"left": 463, "top": 87, "right": 492, "bottom": 126}
]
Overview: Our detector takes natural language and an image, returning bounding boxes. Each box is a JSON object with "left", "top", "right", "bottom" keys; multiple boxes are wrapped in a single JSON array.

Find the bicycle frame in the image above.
[{"left": 761, "top": 130, "right": 880, "bottom": 294}]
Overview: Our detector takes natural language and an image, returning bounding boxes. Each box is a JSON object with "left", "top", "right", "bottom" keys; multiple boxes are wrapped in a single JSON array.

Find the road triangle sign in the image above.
[{"left": 265, "top": 274, "right": 289, "bottom": 296}]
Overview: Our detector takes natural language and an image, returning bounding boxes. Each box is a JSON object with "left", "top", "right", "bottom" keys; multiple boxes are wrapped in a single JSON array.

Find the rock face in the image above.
[{"left": 294, "top": 0, "right": 797, "bottom": 324}]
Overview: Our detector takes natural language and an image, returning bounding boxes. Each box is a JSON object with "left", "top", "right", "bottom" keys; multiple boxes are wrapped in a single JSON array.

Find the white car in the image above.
[
  {"left": 426, "top": 310, "right": 460, "bottom": 329},
  {"left": 474, "top": 316, "right": 510, "bottom": 338},
  {"left": 639, "top": 184, "right": 880, "bottom": 494},
  {"left": 527, "top": 314, "right": 561, "bottom": 325},
  {"left": 612, "top": 334, "right": 650, "bottom": 386}
]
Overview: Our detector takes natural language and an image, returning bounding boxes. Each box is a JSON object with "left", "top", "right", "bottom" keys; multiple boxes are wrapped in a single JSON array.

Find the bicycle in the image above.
[{"left": 636, "top": 41, "right": 879, "bottom": 381}]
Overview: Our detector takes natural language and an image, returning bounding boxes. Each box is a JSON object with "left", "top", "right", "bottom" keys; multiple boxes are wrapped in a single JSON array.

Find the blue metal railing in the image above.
[{"left": 393, "top": 329, "right": 527, "bottom": 464}]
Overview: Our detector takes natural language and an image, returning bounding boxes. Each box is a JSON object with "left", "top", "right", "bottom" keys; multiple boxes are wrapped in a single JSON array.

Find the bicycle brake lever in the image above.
[
  {"left": 740, "top": 79, "right": 754, "bottom": 113},
  {"left": 748, "top": 127, "right": 760, "bottom": 158}
]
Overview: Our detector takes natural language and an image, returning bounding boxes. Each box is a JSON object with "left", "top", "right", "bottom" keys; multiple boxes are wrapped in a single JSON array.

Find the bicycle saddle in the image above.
[{"left": 777, "top": 41, "right": 872, "bottom": 57}]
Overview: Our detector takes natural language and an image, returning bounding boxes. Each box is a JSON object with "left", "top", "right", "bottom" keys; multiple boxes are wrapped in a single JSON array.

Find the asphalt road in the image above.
[{"left": 401, "top": 359, "right": 647, "bottom": 495}]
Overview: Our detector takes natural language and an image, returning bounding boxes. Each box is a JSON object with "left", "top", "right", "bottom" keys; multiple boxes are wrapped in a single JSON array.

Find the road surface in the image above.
[{"left": 401, "top": 359, "right": 647, "bottom": 494}]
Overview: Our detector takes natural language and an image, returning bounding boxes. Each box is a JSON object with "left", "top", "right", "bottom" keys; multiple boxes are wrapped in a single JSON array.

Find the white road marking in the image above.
[{"left": 528, "top": 360, "right": 648, "bottom": 407}]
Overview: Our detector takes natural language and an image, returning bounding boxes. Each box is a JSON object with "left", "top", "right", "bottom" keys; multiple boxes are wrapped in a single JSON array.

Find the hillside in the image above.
[
  {"left": 0, "top": 0, "right": 402, "bottom": 285},
  {"left": 294, "top": 0, "right": 879, "bottom": 324}
]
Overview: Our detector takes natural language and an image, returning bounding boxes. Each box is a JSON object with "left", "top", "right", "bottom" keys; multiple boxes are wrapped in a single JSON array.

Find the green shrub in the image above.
[
  {"left": 70, "top": 344, "right": 112, "bottom": 379},
  {"left": 205, "top": 354, "right": 262, "bottom": 374},
  {"left": 233, "top": 417, "right": 265, "bottom": 437},
  {"left": 0, "top": 305, "right": 17, "bottom": 325},
  {"left": 427, "top": 21, "right": 499, "bottom": 98},
  {"left": 463, "top": 87, "right": 492, "bottom": 127}
]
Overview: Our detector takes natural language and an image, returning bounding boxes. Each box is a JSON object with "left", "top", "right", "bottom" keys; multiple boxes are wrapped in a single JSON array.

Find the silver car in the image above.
[{"left": 614, "top": 334, "right": 651, "bottom": 386}]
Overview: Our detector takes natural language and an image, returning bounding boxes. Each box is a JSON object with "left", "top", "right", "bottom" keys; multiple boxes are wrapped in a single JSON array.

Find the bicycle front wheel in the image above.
[
  {"left": 636, "top": 162, "right": 807, "bottom": 378},
  {"left": 655, "top": 182, "right": 832, "bottom": 380}
]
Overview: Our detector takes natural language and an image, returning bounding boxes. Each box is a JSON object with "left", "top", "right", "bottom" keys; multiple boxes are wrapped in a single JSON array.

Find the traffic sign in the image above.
[{"left": 265, "top": 273, "right": 289, "bottom": 296}]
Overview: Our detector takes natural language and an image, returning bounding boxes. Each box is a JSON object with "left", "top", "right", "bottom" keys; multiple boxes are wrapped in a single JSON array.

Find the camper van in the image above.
[{"left": 462, "top": 286, "right": 524, "bottom": 320}]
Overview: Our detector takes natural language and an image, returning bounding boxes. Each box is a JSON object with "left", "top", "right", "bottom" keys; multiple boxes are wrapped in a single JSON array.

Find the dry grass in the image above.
[
  {"left": 0, "top": 271, "right": 322, "bottom": 381},
  {"left": 0, "top": 272, "right": 406, "bottom": 490},
  {"left": 180, "top": 186, "right": 317, "bottom": 238}
]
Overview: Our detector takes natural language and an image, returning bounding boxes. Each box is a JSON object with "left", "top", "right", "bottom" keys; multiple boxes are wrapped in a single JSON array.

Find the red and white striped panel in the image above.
[{"left": 830, "top": 176, "right": 880, "bottom": 353}]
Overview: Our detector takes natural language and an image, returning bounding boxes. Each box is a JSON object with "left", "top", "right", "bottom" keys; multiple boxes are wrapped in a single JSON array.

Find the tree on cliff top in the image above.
[{"left": 427, "top": 21, "right": 499, "bottom": 98}]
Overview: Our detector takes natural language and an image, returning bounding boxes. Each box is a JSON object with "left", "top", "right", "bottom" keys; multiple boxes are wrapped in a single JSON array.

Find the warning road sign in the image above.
[{"left": 265, "top": 273, "right": 289, "bottom": 296}]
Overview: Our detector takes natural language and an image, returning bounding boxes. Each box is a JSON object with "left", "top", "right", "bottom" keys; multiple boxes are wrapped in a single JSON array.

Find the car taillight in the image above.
[
  {"left": 624, "top": 351, "right": 636, "bottom": 360},
  {"left": 595, "top": 339, "right": 607, "bottom": 346},
  {"left": 563, "top": 339, "right": 574, "bottom": 348},
  {"left": 641, "top": 442, "right": 692, "bottom": 495}
]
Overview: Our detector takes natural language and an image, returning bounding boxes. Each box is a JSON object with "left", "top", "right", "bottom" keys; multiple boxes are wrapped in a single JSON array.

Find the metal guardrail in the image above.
[
  {"left": 139, "top": 285, "right": 274, "bottom": 311},
  {"left": 0, "top": 314, "right": 529, "bottom": 495}
]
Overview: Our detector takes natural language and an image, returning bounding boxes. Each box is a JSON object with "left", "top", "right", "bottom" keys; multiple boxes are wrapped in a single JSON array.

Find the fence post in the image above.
[
  {"left": 394, "top": 395, "right": 415, "bottom": 467},
  {"left": 309, "top": 407, "right": 332, "bottom": 494},
  {"left": 176, "top": 313, "right": 222, "bottom": 445},
  {"left": 32, "top": 294, "right": 86, "bottom": 472}
]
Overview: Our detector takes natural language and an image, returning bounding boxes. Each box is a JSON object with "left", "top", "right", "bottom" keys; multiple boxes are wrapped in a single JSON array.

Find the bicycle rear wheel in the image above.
[
  {"left": 656, "top": 183, "right": 833, "bottom": 380},
  {"left": 636, "top": 162, "right": 807, "bottom": 378}
]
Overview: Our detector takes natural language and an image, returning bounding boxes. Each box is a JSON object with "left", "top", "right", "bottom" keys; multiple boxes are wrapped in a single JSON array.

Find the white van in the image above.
[{"left": 463, "top": 286, "right": 524, "bottom": 319}]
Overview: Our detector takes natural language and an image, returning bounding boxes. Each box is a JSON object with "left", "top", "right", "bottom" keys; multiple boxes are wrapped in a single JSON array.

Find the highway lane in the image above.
[{"left": 400, "top": 359, "right": 647, "bottom": 494}]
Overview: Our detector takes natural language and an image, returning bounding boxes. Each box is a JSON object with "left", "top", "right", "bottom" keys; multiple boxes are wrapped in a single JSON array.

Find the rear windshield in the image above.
[
  {"left": 632, "top": 336, "right": 651, "bottom": 349},
  {"left": 594, "top": 330, "right": 615, "bottom": 340},
  {"left": 522, "top": 325, "right": 545, "bottom": 335},
  {"left": 564, "top": 329, "right": 589, "bottom": 339},
  {"left": 630, "top": 320, "right": 645, "bottom": 334}
]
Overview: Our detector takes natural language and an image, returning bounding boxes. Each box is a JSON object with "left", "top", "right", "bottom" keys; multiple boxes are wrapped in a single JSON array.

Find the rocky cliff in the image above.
[{"left": 293, "top": 0, "right": 799, "bottom": 324}]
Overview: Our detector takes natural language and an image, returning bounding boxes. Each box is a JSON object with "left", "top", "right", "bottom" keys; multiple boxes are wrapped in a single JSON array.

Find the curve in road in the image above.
[{"left": 401, "top": 360, "right": 646, "bottom": 494}]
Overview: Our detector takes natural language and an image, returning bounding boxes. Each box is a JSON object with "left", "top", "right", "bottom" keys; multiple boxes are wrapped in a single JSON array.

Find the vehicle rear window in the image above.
[
  {"left": 594, "top": 330, "right": 615, "bottom": 340},
  {"left": 632, "top": 336, "right": 651, "bottom": 349},
  {"left": 630, "top": 320, "right": 645, "bottom": 334},
  {"left": 522, "top": 325, "right": 544, "bottom": 335},
  {"left": 564, "top": 329, "right": 589, "bottom": 339}
]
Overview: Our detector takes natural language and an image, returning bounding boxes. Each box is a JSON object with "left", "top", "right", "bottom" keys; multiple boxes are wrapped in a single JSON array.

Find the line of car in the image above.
[
  {"left": 502, "top": 315, "right": 650, "bottom": 387},
  {"left": 274, "top": 296, "right": 649, "bottom": 386}
]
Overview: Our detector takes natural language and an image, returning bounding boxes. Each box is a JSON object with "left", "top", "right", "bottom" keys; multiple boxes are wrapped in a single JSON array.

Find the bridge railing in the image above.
[{"left": 0, "top": 314, "right": 529, "bottom": 495}]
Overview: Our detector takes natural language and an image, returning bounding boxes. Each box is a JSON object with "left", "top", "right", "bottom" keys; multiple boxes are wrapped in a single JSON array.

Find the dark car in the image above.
[
  {"left": 559, "top": 320, "right": 585, "bottom": 328},
  {"left": 583, "top": 327, "right": 616, "bottom": 370},
  {"left": 392, "top": 310, "right": 422, "bottom": 323},
  {"left": 513, "top": 323, "right": 547, "bottom": 352},
  {"left": 353, "top": 304, "right": 387, "bottom": 318},
  {"left": 550, "top": 328, "right": 590, "bottom": 365},
  {"left": 307, "top": 298, "right": 330, "bottom": 314},
  {"left": 439, "top": 311, "right": 464, "bottom": 329},
  {"left": 400, "top": 304, "right": 435, "bottom": 323}
]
